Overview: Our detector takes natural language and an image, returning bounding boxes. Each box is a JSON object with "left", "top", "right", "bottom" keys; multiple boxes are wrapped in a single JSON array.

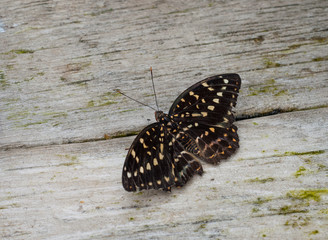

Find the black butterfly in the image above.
[{"left": 122, "top": 74, "right": 241, "bottom": 191}]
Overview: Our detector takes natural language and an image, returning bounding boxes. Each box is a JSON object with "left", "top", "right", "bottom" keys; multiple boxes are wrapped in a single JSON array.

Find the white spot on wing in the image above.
[
  {"left": 223, "top": 79, "right": 229, "bottom": 84},
  {"left": 208, "top": 105, "right": 215, "bottom": 111}
]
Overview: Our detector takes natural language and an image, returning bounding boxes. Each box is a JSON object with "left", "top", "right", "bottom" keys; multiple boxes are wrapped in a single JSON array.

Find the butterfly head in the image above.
[{"left": 155, "top": 110, "right": 168, "bottom": 123}]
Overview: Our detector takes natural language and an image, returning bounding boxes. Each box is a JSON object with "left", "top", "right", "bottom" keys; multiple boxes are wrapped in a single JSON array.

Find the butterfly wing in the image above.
[
  {"left": 122, "top": 123, "right": 203, "bottom": 191},
  {"left": 168, "top": 74, "right": 241, "bottom": 164}
]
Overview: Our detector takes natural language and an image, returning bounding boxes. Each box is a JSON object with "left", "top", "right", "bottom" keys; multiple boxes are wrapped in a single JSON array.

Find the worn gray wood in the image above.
[
  {"left": 0, "top": 0, "right": 327, "bottom": 147},
  {"left": 1, "top": 0, "right": 327, "bottom": 239},
  {"left": 1, "top": 109, "right": 327, "bottom": 239}
]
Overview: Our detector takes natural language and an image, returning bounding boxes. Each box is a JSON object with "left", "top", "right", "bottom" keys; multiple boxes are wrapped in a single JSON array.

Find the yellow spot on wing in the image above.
[
  {"left": 201, "top": 112, "right": 208, "bottom": 117},
  {"left": 153, "top": 158, "right": 158, "bottom": 166},
  {"left": 146, "top": 163, "right": 151, "bottom": 170},
  {"left": 131, "top": 149, "right": 136, "bottom": 158}
]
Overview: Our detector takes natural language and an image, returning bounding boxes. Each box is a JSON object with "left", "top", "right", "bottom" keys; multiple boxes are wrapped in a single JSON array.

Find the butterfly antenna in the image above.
[
  {"left": 150, "top": 67, "right": 159, "bottom": 111},
  {"left": 115, "top": 89, "right": 157, "bottom": 111}
]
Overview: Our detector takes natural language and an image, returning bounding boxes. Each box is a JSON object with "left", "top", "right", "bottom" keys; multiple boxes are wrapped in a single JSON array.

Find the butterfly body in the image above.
[{"left": 122, "top": 73, "right": 241, "bottom": 192}]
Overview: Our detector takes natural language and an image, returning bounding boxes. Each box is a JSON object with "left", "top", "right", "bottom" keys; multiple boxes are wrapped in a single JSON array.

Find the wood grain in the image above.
[{"left": 1, "top": 0, "right": 327, "bottom": 239}]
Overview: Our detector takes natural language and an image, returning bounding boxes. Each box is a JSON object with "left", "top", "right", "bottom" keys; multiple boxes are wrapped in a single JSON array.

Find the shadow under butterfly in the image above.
[{"left": 120, "top": 71, "right": 241, "bottom": 192}]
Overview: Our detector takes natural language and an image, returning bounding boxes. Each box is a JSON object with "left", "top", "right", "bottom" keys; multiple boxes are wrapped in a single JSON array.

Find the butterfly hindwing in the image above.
[{"left": 181, "top": 123, "right": 239, "bottom": 164}]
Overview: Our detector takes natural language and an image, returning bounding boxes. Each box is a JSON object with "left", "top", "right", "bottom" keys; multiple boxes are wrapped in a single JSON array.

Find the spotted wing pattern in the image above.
[
  {"left": 122, "top": 123, "right": 203, "bottom": 192},
  {"left": 169, "top": 74, "right": 241, "bottom": 164},
  {"left": 122, "top": 73, "right": 241, "bottom": 191}
]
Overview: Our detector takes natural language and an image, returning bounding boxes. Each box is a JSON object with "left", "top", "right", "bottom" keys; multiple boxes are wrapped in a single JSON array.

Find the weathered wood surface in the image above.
[{"left": 0, "top": 0, "right": 327, "bottom": 239}]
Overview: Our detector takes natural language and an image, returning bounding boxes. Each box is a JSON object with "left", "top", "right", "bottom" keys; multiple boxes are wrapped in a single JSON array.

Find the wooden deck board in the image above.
[
  {"left": 1, "top": 109, "right": 327, "bottom": 239},
  {"left": 1, "top": 0, "right": 327, "bottom": 239}
]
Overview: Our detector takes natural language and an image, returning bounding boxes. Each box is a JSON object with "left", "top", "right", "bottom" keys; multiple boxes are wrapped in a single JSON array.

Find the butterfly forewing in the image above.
[
  {"left": 168, "top": 74, "right": 241, "bottom": 164},
  {"left": 169, "top": 74, "right": 240, "bottom": 115}
]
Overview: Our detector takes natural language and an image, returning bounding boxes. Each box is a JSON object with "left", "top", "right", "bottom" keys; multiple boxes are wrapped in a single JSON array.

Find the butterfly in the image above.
[{"left": 122, "top": 73, "right": 241, "bottom": 191}]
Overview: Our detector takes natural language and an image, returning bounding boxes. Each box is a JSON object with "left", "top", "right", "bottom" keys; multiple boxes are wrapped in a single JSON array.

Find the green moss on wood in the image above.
[
  {"left": 19, "top": 120, "right": 49, "bottom": 128},
  {"left": 312, "top": 56, "right": 328, "bottom": 62},
  {"left": 285, "top": 150, "right": 325, "bottom": 156},
  {"left": 309, "top": 230, "right": 319, "bottom": 235},
  {"left": 57, "top": 154, "right": 79, "bottom": 167},
  {"left": 284, "top": 216, "right": 310, "bottom": 228},
  {"left": 252, "top": 208, "right": 260, "bottom": 213},
  {"left": 286, "top": 189, "right": 328, "bottom": 202},
  {"left": 247, "top": 78, "right": 288, "bottom": 97},
  {"left": 252, "top": 197, "right": 272, "bottom": 205},
  {"left": 11, "top": 49, "right": 35, "bottom": 54},
  {"left": 247, "top": 177, "right": 275, "bottom": 183},
  {"left": 0, "top": 71, "right": 9, "bottom": 89},
  {"left": 288, "top": 44, "right": 303, "bottom": 49},
  {"left": 278, "top": 205, "right": 308, "bottom": 215},
  {"left": 89, "top": 8, "right": 113, "bottom": 16},
  {"left": 294, "top": 166, "right": 310, "bottom": 178},
  {"left": 311, "top": 36, "right": 328, "bottom": 43},
  {"left": 263, "top": 58, "right": 281, "bottom": 68},
  {"left": 168, "top": 8, "right": 194, "bottom": 14}
]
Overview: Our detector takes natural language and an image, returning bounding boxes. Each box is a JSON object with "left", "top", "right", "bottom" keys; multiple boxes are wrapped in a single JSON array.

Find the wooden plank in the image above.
[
  {"left": 0, "top": 0, "right": 327, "bottom": 147},
  {"left": 1, "top": 0, "right": 328, "bottom": 239},
  {"left": 1, "top": 108, "right": 327, "bottom": 239}
]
